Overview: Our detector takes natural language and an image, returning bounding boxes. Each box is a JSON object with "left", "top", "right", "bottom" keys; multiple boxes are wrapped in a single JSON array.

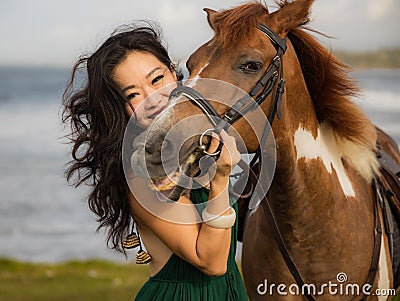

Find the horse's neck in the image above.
[
  {"left": 269, "top": 88, "right": 374, "bottom": 222},
  {"left": 269, "top": 84, "right": 339, "bottom": 217}
]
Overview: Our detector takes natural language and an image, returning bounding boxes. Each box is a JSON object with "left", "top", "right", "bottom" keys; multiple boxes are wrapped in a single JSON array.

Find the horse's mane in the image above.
[
  {"left": 212, "top": 1, "right": 376, "bottom": 150},
  {"left": 287, "top": 27, "right": 377, "bottom": 149}
]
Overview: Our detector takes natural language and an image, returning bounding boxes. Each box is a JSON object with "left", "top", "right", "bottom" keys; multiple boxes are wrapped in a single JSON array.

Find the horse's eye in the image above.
[{"left": 240, "top": 62, "right": 262, "bottom": 73}]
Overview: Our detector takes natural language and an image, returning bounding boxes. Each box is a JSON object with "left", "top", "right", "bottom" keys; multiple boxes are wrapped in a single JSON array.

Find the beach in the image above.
[{"left": 0, "top": 66, "right": 399, "bottom": 263}]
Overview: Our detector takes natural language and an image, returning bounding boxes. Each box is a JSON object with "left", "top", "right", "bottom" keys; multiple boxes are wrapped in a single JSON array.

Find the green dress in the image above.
[{"left": 134, "top": 187, "right": 248, "bottom": 300}]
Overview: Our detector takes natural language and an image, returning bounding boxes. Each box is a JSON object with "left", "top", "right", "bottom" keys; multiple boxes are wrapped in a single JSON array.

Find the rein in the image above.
[{"left": 167, "top": 23, "right": 319, "bottom": 301}]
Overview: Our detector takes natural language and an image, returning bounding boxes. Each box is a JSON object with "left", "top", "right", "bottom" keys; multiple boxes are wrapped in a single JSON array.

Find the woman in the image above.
[{"left": 62, "top": 23, "right": 248, "bottom": 300}]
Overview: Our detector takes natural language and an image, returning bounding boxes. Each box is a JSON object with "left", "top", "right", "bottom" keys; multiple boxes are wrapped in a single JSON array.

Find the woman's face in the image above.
[{"left": 113, "top": 51, "right": 177, "bottom": 128}]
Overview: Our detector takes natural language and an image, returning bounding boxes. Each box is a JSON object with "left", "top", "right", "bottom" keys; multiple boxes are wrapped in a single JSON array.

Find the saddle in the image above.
[
  {"left": 234, "top": 127, "right": 400, "bottom": 289},
  {"left": 375, "top": 127, "right": 400, "bottom": 288}
]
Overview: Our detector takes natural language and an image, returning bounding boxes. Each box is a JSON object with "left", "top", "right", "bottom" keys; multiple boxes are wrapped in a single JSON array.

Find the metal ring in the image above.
[{"left": 199, "top": 128, "right": 221, "bottom": 156}]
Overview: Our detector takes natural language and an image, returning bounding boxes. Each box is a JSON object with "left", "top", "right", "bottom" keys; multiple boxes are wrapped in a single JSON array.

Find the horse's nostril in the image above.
[{"left": 144, "top": 142, "right": 157, "bottom": 155}]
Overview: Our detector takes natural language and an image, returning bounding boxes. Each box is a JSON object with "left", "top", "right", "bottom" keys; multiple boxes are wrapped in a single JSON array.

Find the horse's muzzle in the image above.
[{"left": 131, "top": 127, "right": 180, "bottom": 180}]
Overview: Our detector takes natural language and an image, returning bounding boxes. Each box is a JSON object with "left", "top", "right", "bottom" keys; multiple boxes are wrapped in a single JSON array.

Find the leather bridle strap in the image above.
[
  {"left": 259, "top": 23, "right": 287, "bottom": 53},
  {"left": 168, "top": 23, "right": 287, "bottom": 136},
  {"left": 214, "top": 24, "right": 287, "bottom": 134},
  {"left": 259, "top": 194, "right": 317, "bottom": 301},
  {"left": 169, "top": 84, "right": 220, "bottom": 127}
]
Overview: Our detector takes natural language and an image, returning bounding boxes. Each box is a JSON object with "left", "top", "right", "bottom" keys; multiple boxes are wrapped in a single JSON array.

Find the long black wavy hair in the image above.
[{"left": 62, "top": 23, "right": 178, "bottom": 253}]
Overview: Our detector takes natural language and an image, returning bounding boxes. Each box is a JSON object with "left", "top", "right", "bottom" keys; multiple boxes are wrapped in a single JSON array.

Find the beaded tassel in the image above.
[
  {"left": 122, "top": 232, "right": 140, "bottom": 249},
  {"left": 136, "top": 249, "right": 152, "bottom": 264},
  {"left": 122, "top": 219, "right": 151, "bottom": 264},
  {"left": 135, "top": 225, "right": 151, "bottom": 264}
]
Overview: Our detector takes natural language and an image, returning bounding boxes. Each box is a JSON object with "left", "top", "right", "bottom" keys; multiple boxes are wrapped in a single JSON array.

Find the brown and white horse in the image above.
[{"left": 138, "top": 0, "right": 400, "bottom": 299}]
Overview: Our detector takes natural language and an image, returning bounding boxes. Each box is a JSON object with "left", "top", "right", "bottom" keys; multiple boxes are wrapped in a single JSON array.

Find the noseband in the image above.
[{"left": 167, "top": 23, "right": 287, "bottom": 201}]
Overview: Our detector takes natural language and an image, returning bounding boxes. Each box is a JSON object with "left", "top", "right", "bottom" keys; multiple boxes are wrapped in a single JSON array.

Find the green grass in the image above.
[
  {"left": 0, "top": 258, "right": 149, "bottom": 301},
  {"left": 0, "top": 258, "right": 398, "bottom": 300}
]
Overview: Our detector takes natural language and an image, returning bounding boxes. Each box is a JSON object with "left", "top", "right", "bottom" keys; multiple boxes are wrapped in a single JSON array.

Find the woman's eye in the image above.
[
  {"left": 240, "top": 62, "right": 262, "bottom": 73},
  {"left": 152, "top": 75, "right": 164, "bottom": 85},
  {"left": 127, "top": 92, "right": 138, "bottom": 100}
]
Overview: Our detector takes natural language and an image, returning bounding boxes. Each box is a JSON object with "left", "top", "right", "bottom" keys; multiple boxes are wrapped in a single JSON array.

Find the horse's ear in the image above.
[
  {"left": 204, "top": 8, "right": 218, "bottom": 31},
  {"left": 269, "top": 0, "right": 314, "bottom": 36}
]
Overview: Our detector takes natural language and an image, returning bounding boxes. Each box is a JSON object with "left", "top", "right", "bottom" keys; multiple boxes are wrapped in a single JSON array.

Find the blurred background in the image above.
[{"left": 0, "top": 0, "right": 399, "bottom": 298}]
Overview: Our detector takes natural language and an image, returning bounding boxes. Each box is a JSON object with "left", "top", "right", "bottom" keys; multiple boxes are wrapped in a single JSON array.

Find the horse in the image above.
[{"left": 135, "top": 0, "right": 400, "bottom": 299}]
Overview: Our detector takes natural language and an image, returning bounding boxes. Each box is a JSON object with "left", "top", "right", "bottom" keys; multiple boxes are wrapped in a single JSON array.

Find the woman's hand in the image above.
[{"left": 207, "top": 130, "right": 241, "bottom": 178}]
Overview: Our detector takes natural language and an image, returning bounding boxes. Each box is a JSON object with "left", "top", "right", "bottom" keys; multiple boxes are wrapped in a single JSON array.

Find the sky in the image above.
[{"left": 0, "top": 0, "right": 399, "bottom": 67}]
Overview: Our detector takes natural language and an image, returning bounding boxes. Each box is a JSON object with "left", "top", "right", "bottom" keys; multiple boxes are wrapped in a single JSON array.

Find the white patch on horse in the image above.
[
  {"left": 187, "top": 62, "right": 209, "bottom": 88},
  {"left": 294, "top": 123, "right": 356, "bottom": 197},
  {"left": 167, "top": 62, "right": 209, "bottom": 108},
  {"left": 377, "top": 235, "right": 390, "bottom": 301}
]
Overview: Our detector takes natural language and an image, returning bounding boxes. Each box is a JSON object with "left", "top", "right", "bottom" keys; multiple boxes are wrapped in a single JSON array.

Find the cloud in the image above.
[
  {"left": 367, "top": 0, "right": 396, "bottom": 20},
  {"left": 156, "top": 2, "right": 198, "bottom": 25},
  {"left": 0, "top": 0, "right": 399, "bottom": 66},
  {"left": 310, "top": 0, "right": 400, "bottom": 51}
]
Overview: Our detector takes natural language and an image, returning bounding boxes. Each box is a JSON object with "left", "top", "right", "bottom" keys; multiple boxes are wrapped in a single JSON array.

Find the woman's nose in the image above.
[
  {"left": 142, "top": 88, "right": 158, "bottom": 107},
  {"left": 145, "top": 93, "right": 166, "bottom": 109}
]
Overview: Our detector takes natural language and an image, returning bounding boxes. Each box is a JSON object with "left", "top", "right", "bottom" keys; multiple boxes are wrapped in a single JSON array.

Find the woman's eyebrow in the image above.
[{"left": 145, "top": 67, "right": 164, "bottom": 79}]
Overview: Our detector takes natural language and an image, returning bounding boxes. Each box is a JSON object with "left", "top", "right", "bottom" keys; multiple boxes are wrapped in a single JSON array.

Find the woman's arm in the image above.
[{"left": 130, "top": 131, "right": 240, "bottom": 276}]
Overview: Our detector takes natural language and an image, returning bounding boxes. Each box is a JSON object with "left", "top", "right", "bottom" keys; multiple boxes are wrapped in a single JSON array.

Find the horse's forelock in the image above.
[{"left": 211, "top": 2, "right": 269, "bottom": 48}]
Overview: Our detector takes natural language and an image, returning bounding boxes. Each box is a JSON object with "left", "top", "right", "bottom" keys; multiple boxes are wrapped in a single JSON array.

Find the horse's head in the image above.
[{"left": 132, "top": 1, "right": 314, "bottom": 191}]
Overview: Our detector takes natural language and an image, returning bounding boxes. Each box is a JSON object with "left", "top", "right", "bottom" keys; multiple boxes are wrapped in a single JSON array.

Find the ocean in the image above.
[{"left": 0, "top": 66, "right": 399, "bottom": 263}]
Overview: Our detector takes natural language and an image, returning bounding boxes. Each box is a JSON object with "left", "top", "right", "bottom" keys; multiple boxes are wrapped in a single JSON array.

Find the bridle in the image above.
[{"left": 164, "top": 23, "right": 381, "bottom": 301}]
